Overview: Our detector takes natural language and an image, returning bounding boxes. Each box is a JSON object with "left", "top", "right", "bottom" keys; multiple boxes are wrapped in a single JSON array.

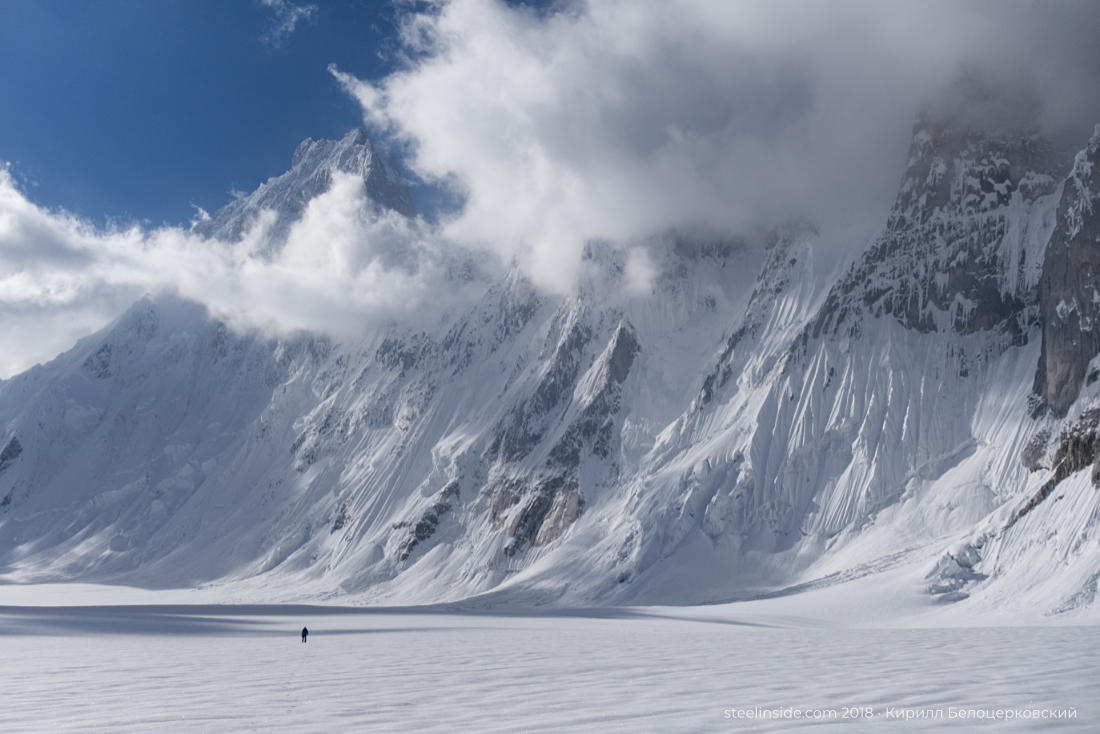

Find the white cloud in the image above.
[
  {"left": 0, "top": 167, "right": 470, "bottom": 377},
  {"left": 4, "top": 0, "right": 1100, "bottom": 377},
  {"left": 623, "top": 247, "right": 656, "bottom": 297},
  {"left": 333, "top": 0, "right": 1100, "bottom": 294},
  {"left": 260, "top": 0, "right": 318, "bottom": 47}
]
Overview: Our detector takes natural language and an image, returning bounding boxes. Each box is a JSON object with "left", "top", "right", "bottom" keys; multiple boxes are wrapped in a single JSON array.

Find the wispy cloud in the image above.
[{"left": 259, "top": 0, "right": 318, "bottom": 47}]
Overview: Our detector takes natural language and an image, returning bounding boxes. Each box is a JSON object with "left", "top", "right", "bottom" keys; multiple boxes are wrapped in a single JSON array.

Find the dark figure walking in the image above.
[{"left": 301, "top": 626, "right": 309, "bottom": 643}]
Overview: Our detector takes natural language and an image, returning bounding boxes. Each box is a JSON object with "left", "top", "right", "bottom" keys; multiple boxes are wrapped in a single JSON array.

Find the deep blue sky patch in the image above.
[{"left": 0, "top": 0, "right": 402, "bottom": 227}]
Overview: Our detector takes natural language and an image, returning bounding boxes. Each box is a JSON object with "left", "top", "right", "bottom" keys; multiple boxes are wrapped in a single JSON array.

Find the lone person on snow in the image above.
[{"left": 301, "top": 626, "right": 309, "bottom": 643}]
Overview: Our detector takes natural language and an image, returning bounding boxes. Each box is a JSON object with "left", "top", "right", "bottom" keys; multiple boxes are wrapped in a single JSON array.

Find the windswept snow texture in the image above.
[
  {"left": 3, "top": 118, "right": 1100, "bottom": 622},
  {"left": 0, "top": 586, "right": 1097, "bottom": 733}
]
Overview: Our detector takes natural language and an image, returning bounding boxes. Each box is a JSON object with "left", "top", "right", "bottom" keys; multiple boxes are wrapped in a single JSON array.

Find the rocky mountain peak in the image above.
[
  {"left": 290, "top": 128, "right": 372, "bottom": 176},
  {"left": 192, "top": 128, "right": 415, "bottom": 244},
  {"left": 810, "top": 118, "right": 1061, "bottom": 343}
]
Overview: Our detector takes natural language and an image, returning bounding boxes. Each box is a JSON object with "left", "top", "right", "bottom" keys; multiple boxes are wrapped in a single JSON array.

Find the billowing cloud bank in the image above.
[
  {"left": 335, "top": 0, "right": 1100, "bottom": 290},
  {"left": 2, "top": 0, "right": 1099, "bottom": 377},
  {"left": 0, "top": 167, "right": 455, "bottom": 377}
]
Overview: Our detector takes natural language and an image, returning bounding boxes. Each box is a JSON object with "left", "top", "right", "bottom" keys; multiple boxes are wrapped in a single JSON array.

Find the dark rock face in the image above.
[
  {"left": 394, "top": 481, "right": 460, "bottom": 561},
  {"left": 1020, "top": 429, "right": 1051, "bottom": 472},
  {"left": 548, "top": 322, "right": 639, "bottom": 467},
  {"left": 291, "top": 404, "right": 348, "bottom": 471},
  {"left": 1034, "top": 126, "right": 1100, "bottom": 416},
  {"left": 82, "top": 344, "right": 113, "bottom": 379},
  {"left": 604, "top": 323, "right": 640, "bottom": 385},
  {"left": 0, "top": 437, "right": 21, "bottom": 473},
  {"left": 487, "top": 319, "right": 638, "bottom": 558},
  {"left": 1008, "top": 408, "right": 1100, "bottom": 529},
  {"left": 503, "top": 475, "right": 583, "bottom": 557},
  {"left": 330, "top": 502, "right": 350, "bottom": 533},
  {"left": 812, "top": 120, "right": 1059, "bottom": 342},
  {"left": 488, "top": 477, "right": 524, "bottom": 528},
  {"left": 488, "top": 314, "right": 592, "bottom": 463}
]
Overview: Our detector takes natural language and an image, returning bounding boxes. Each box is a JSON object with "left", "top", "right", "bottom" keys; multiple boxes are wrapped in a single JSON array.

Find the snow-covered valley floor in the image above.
[{"left": 1, "top": 583, "right": 1097, "bottom": 733}]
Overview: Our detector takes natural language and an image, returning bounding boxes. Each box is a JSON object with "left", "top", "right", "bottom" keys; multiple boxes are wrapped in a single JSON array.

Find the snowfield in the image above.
[{"left": 1, "top": 582, "right": 1096, "bottom": 733}]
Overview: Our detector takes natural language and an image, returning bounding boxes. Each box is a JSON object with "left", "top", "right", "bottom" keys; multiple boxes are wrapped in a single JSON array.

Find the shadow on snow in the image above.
[{"left": 0, "top": 601, "right": 779, "bottom": 636}]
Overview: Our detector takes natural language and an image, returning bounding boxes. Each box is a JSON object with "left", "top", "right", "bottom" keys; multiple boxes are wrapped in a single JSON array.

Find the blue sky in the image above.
[{"left": 0, "top": 0, "right": 403, "bottom": 227}]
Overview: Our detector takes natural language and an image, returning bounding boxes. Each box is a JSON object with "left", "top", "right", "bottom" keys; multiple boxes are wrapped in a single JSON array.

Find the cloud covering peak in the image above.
[
  {"left": 0, "top": 165, "right": 461, "bottom": 378},
  {"left": 333, "top": 0, "right": 1100, "bottom": 291}
]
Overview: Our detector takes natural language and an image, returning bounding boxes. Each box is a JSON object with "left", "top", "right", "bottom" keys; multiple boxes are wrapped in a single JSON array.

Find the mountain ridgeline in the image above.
[
  {"left": 2, "top": 117, "right": 1100, "bottom": 613},
  {"left": 191, "top": 128, "right": 415, "bottom": 244}
]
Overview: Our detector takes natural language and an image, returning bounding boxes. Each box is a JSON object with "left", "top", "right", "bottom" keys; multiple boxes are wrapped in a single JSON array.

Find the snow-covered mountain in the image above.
[
  {"left": 191, "top": 128, "right": 415, "bottom": 244},
  {"left": 2, "top": 114, "right": 1099, "bottom": 617}
]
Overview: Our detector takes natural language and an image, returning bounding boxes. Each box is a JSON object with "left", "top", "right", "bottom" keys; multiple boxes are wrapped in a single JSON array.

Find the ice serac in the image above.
[
  {"left": 192, "top": 128, "right": 415, "bottom": 244},
  {"left": 1035, "top": 125, "right": 1100, "bottom": 416}
]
